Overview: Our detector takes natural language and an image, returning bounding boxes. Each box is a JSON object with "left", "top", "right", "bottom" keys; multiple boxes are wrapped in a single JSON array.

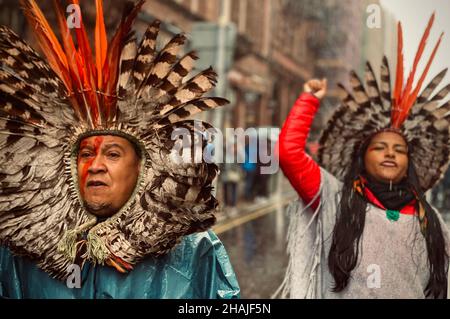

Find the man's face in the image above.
[{"left": 77, "top": 135, "right": 140, "bottom": 217}]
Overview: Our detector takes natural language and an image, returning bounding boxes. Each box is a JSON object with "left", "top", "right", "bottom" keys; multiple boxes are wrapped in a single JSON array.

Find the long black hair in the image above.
[{"left": 327, "top": 136, "right": 449, "bottom": 298}]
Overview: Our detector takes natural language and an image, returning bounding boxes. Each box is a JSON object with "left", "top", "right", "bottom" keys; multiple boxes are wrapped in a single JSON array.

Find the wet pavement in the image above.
[{"left": 216, "top": 202, "right": 291, "bottom": 299}]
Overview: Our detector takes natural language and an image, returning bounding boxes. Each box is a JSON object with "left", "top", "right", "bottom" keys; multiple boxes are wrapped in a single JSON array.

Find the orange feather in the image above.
[
  {"left": 21, "top": 0, "right": 144, "bottom": 127},
  {"left": 52, "top": 0, "right": 87, "bottom": 118},
  {"left": 95, "top": 0, "right": 108, "bottom": 89},
  {"left": 392, "top": 22, "right": 404, "bottom": 127},
  {"left": 52, "top": 1, "right": 77, "bottom": 77},
  {"left": 103, "top": 0, "right": 145, "bottom": 121},
  {"left": 71, "top": 0, "right": 102, "bottom": 125},
  {"left": 391, "top": 13, "right": 442, "bottom": 128},
  {"left": 19, "top": 0, "right": 70, "bottom": 87},
  {"left": 405, "top": 32, "right": 444, "bottom": 113},
  {"left": 402, "top": 13, "right": 435, "bottom": 101}
]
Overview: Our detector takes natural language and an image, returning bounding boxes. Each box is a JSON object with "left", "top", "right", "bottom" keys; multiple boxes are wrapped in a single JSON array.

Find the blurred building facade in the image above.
[
  {"left": 145, "top": 0, "right": 370, "bottom": 134},
  {"left": 2, "top": 0, "right": 416, "bottom": 216},
  {"left": 0, "top": 0, "right": 372, "bottom": 132}
]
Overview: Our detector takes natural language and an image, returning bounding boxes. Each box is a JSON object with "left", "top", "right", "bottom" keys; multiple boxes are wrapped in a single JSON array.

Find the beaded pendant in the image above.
[{"left": 386, "top": 209, "right": 400, "bottom": 222}]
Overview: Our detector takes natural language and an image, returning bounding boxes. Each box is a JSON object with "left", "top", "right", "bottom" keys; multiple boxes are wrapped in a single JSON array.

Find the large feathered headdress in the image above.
[
  {"left": 318, "top": 13, "right": 450, "bottom": 191},
  {"left": 0, "top": 0, "right": 226, "bottom": 279}
]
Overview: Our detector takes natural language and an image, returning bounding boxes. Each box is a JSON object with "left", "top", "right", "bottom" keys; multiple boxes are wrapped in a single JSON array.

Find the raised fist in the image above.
[{"left": 304, "top": 78, "right": 327, "bottom": 100}]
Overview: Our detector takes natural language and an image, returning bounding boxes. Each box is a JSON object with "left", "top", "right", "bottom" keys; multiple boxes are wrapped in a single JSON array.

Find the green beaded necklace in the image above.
[
  {"left": 386, "top": 209, "right": 400, "bottom": 222},
  {"left": 354, "top": 177, "right": 402, "bottom": 222}
]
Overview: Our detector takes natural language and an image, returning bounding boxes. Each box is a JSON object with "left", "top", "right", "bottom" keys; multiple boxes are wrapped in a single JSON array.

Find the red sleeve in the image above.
[{"left": 276, "top": 92, "right": 321, "bottom": 209}]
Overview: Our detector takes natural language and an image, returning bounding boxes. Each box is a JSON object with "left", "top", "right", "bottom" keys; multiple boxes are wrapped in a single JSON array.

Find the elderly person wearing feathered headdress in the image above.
[{"left": 0, "top": 0, "right": 239, "bottom": 299}]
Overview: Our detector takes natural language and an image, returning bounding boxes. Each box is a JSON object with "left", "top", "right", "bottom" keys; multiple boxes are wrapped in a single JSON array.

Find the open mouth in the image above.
[{"left": 87, "top": 181, "right": 108, "bottom": 187}]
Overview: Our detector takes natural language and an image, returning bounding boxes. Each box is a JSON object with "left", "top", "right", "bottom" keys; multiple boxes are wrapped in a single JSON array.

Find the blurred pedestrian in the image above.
[
  {"left": 222, "top": 143, "right": 242, "bottom": 217},
  {"left": 242, "top": 137, "right": 258, "bottom": 202},
  {"left": 254, "top": 137, "right": 271, "bottom": 203}
]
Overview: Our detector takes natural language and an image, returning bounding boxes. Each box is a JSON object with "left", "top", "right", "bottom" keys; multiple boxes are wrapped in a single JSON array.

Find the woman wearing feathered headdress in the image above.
[
  {"left": 277, "top": 14, "right": 450, "bottom": 299},
  {"left": 0, "top": 0, "right": 240, "bottom": 298}
]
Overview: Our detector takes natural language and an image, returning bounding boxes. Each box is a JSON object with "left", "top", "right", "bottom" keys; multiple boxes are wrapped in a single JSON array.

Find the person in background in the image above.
[
  {"left": 242, "top": 136, "right": 258, "bottom": 202},
  {"left": 221, "top": 142, "right": 242, "bottom": 217}
]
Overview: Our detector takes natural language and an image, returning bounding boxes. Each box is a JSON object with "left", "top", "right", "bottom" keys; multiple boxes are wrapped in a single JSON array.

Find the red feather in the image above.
[
  {"left": 402, "top": 13, "right": 436, "bottom": 101},
  {"left": 95, "top": 0, "right": 108, "bottom": 90},
  {"left": 392, "top": 22, "right": 404, "bottom": 125},
  {"left": 71, "top": 0, "right": 102, "bottom": 125},
  {"left": 103, "top": 0, "right": 145, "bottom": 122},
  {"left": 21, "top": 0, "right": 144, "bottom": 127},
  {"left": 20, "top": 0, "right": 145, "bottom": 128},
  {"left": 405, "top": 32, "right": 444, "bottom": 113},
  {"left": 52, "top": 0, "right": 87, "bottom": 120},
  {"left": 19, "top": 0, "right": 70, "bottom": 87},
  {"left": 391, "top": 13, "right": 442, "bottom": 128}
]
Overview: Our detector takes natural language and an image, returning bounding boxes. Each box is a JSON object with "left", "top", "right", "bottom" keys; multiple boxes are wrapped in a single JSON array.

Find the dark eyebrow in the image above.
[
  {"left": 371, "top": 141, "right": 407, "bottom": 148},
  {"left": 79, "top": 144, "right": 94, "bottom": 151}
]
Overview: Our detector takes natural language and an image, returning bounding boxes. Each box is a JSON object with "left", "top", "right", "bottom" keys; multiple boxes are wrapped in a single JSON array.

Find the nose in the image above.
[
  {"left": 385, "top": 147, "right": 395, "bottom": 159},
  {"left": 88, "top": 154, "right": 107, "bottom": 174}
]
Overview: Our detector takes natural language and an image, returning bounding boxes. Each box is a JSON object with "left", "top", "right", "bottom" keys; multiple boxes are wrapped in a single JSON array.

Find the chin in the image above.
[
  {"left": 84, "top": 201, "right": 117, "bottom": 217},
  {"left": 378, "top": 174, "right": 402, "bottom": 184}
]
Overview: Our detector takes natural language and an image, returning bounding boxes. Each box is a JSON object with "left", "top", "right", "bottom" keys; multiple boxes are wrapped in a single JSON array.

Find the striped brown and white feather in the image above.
[
  {"left": 380, "top": 56, "right": 392, "bottom": 110},
  {"left": 143, "top": 51, "right": 199, "bottom": 106},
  {"left": 0, "top": 12, "right": 227, "bottom": 279},
  {"left": 417, "top": 68, "right": 448, "bottom": 103},
  {"left": 365, "top": 62, "right": 383, "bottom": 107},
  {"left": 140, "top": 33, "right": 186, "bottom": 91},
  {"left": 132, "top": 20, "right": 160, "bottom": 90},
  {"left": 152, "top": 67, "right": 218, "bottom": 119},
  {"left": 155, "top": 97, "right": 229, "bottom": 128},
  {"left": 320, "top": 55, "right": 450, "bottom": 190}
]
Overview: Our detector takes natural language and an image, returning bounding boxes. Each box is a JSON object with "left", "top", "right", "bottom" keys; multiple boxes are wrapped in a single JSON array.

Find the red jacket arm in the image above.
[{"left": 277, "top": 92, "right": 321, "bottom": 208}]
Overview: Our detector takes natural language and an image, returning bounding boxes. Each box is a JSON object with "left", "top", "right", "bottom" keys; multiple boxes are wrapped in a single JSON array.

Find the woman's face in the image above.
[{"left": 364, "top": 132, "right": 409, "bottom": 184}]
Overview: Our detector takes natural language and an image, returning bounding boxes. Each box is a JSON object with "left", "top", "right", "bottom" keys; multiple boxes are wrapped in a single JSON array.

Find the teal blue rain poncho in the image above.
[{"left": 0, "top": 230, "right": 240, "bottom": 299}]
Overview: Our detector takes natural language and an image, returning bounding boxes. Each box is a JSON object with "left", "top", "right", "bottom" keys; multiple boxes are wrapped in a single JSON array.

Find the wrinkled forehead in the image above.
[
  {"left": 74, "top": 132, "right": 144, "bottom": 159},
  {"left": 79, "top": 135, "right": 132, "bottom": 149}
]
